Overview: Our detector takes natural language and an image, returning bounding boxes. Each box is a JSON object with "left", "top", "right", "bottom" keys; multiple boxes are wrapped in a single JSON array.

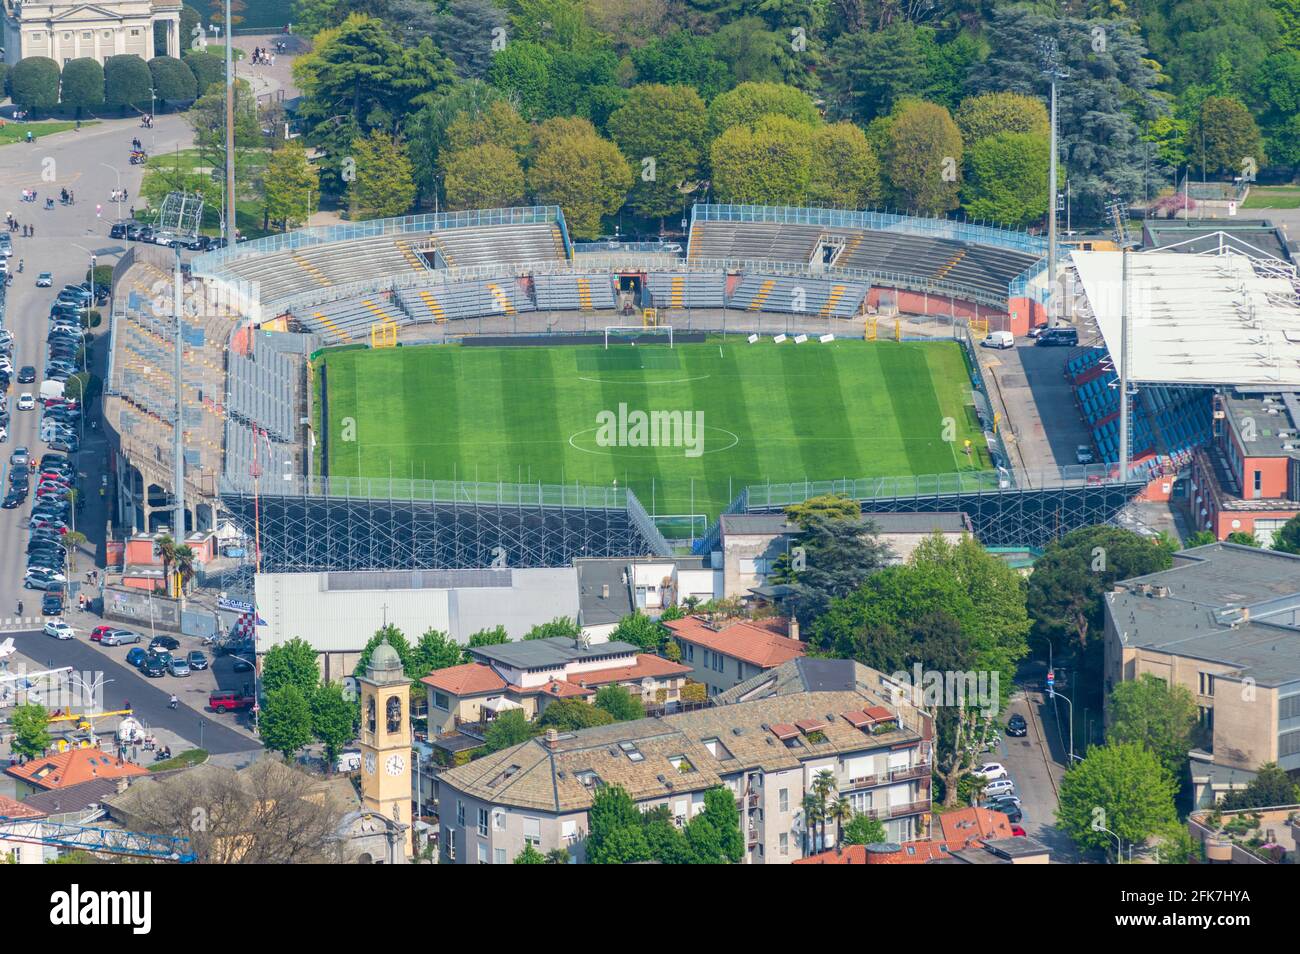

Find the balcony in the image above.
[
  {"left": 746, "top": 827, "right": 760, "bottom": 846},
  {"left": 840, "top": 762, "right": 932, "bottom": 792}
]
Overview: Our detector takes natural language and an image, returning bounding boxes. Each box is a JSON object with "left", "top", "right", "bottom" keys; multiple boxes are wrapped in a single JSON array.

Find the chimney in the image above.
[
  {"left": 788, "top": 615, "right": 800, "bottom": 642},
  {"left": 544, "top": 728, "right": 560, "bottom": 750}
]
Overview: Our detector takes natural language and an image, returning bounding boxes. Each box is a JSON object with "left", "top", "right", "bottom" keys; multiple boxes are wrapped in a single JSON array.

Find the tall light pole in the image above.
[
  {"left": 1107, "top": 198, "right": 1137, "bottom": 482},
  {"left": 170, "top": 247, "right": 185, "bottom": 544},
  {"left": 224, "top": 0, "right": 236, "bottom": 246},
  {"left": 1039, "top": 38, "right": 1068, "bottom": 322}
]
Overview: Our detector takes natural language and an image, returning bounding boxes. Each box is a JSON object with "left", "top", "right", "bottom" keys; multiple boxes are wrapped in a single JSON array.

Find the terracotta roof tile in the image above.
[
  {"left": 420, "top": 663, "right": 508, "bottom": 696},
  {"left": 665, "top": 616, "right": 805, "bottom": 668},
  {"left": 0, "top": 793, "right": 46, "bottom": 820},
  {"left": 5, "top": 748, "right": 149, "bottom": 791},
  {"left": 568, "top": 654, "right": 691, "bottom": 688},
  {"left": 936, "top": 806, "right": 1014, "bottom": 845}
]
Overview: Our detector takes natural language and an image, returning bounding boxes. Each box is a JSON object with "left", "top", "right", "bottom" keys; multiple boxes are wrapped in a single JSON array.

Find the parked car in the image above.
[
  {"left": 168, "top": 656, "right": 191, "bottom": 677},
  {"left": 43, "top": 619, "right": 74, "bottom": 640},
  {"left": 150, "top": 635, "right": 180, "bottom": 652},
  {"left": 141, "top": 654, "right": 168, "bottom": 678},
  {"left": 990, "top": 802, "right": 1024, "bottom": 823},
  {"left": 1075, "top": 444, "right": 1095, "bottom": 465},
  {"left": 101, "top": 629, "right": 142, "bottom": 646},
  {"left": 126, "top": 647, "right": 148, "bottom": 668},
  {"left": 41, "top": 592, "right": 63, "bottom": 615},
  {"left": 1035, "top": 326, "right": 1079, "bottom": 347},
  {"left": 90, "top": 625, "right": 116, "bottom": 642},
  {"left": 109, "top": 223, "right": 129, "bottom": 240},
  {"left": 1006, "top": 713, "right": 1028, "bottom": 737},
  {"left": 208, "top": 688, "right": 256, "bottom": 713},
  {"left": 1010, "top": 824, "right": 1027, "bottom": 837},
  {"left": 972, "top": 762, "right": 1009, "bottom": 781},
  {"left": 980, "top": 330, "right": 1015, "bottom": 350},
  {"left": 34, "top": 271, "right": 53, "bottom": 288},
  {"left": 983, "top": 778, "right": 1017, "bottom": 797},
  {"left": 187, "top": 650, "right": 209, "bottom": 670}
]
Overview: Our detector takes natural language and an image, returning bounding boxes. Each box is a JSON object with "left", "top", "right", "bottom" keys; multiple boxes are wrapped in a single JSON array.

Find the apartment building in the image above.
[
  {"left": 575, "top": 557, "right": 718, "bottom": 642},
  {"left": 435, "top": 657, "right": 933, "bottom": 864},
  {"left": 421, "top": 636, "right": 691, "bottom": 736},
  {"left": 1103, "top": 543, "right": 1300, "bottom": 806},
  {"left": 665, "top": 615, "right": 805, "bottom": 696}
]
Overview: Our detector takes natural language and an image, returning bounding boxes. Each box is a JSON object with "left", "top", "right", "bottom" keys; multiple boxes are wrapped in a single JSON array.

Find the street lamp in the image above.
[{"left": 1095, "top": 823, "right": 1123, "bottom": 863}]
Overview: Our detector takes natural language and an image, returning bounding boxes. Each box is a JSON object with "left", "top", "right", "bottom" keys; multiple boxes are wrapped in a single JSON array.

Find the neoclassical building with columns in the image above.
[{"left": 3, "top": 1, "right": 182, "bottom": 65}]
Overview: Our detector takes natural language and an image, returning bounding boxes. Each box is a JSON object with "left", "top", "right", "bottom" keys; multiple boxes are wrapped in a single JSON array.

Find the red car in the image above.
[
  {"left": 1010, "top": 825, "right": 1026, "bottom": 837},
  {"left": 90, "top": 625, "right": 115, "bottom": 642},
  {"left": 208, "top": 689, "right": 256, "bottom": 713}
]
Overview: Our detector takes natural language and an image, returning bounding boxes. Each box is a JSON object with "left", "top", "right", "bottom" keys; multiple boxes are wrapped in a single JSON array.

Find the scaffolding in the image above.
[{"left": 157, "top": 190, "right": 205, "bottom": 239}]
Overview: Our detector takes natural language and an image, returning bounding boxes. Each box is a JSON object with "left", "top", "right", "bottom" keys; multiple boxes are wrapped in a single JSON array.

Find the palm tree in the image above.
[
  {"left": 155, "top": 534, "right": 178, "bottom": 596},
  {"left": 801, "top": 793, "right": 824, "bottom": 855},
  {"left": 812, "top": 769, "right": 837, "bottom": 852},
  {"left": 173, "top": 545, "right": 196, "bottom": 594},
  {"left": 828, "top": 796, "right": 854, "bottom": 849}
]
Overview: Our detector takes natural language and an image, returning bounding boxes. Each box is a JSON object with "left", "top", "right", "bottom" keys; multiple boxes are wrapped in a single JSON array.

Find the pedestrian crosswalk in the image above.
[{"left": 0, "top": 618, "right": 42, "bottom": 629}]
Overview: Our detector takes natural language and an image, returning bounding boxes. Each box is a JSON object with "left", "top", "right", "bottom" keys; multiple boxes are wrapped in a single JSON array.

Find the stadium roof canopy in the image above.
[{"left": 1071, "top": 246, "right": 1300, "bottom": 388}]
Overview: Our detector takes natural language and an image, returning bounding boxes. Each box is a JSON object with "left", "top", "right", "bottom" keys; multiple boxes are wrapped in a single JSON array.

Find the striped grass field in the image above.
[{"left": 316, "top": 338, "right": 987, "bottom": 522}]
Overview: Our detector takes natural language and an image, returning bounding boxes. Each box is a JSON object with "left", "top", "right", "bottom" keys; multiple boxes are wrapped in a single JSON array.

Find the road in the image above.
[
  {"left": 8, "top": 627, "right": 257, "bottom": 754},
  {"left": 996, "top": 686, "right": 1079, "bottom": 861}
]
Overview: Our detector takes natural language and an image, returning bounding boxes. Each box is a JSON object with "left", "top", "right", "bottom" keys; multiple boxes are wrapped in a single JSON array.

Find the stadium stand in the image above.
[
  {"left": 393, "top": 279, "right": 535, "bottom": 324},
  {"left": 223, "top": 418, "right": 298, "bottom": 482},
  {"left": 292, "top": 294, "right": 406, "bottom": 343},
  {"left": 224, "top": 232, "right": 427, "bottom": 304},
  {"left": 727, "top": 275, "right": 868, "bottom": 317},
  {"left": 227, "top": 350, "right": 300, "bottom": 444},
  {"left": 645, "top": 272, "right": 726, "bottom": 310},
  {"left": 422, "top": 222, "right": 565, "bottom": 269},
  {"left": 532, "top": 273, "right": 616, "bottom": 311}
]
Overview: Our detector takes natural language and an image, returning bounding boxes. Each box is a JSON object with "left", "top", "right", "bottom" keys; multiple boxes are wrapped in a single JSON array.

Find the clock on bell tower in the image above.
[{"left": 358, "top": 638, "right": 412, "bottom": 860}]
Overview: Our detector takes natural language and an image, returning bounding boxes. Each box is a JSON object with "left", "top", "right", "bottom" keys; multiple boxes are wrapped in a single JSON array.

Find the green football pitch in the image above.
[{"left": 315, "top": 338, "right": 987, "bottom": 526}]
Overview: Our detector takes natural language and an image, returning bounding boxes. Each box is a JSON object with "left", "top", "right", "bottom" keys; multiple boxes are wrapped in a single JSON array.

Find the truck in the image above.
[
  {"left": 208, "top": 688, "right": 256, "bottom": 713},
  {"left": 39, "top": 380, "right": 64, "bottom": 402}
]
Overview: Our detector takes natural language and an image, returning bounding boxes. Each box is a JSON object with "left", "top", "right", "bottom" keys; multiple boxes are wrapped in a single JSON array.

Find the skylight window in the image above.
[{"left": 618, "top": 741, "right": 645, "bottom": 763}]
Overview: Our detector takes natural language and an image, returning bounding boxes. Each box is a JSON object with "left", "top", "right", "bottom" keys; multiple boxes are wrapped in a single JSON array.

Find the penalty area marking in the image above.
[{"left": 577, "top": 374, "right": 712, "bottom": 386}]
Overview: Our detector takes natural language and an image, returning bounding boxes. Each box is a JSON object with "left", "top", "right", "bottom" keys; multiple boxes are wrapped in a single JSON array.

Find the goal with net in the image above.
[{"left": 604, "top": 325, "right": 673, "bottom": 349}]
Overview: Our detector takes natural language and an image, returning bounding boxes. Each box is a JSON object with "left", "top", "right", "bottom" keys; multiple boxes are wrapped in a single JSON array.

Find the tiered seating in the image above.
[
  {"left": 1076, "top": 372, "right": 1119, "bottom": 426},
  {"left": 394, "top": 279, "right": 534, "bottom": 323},
  {"left": 221, "top": 233, "right": 430, "bottom": 305},
  {"left": 1066, "top": 347, "right": 1108, "bottom": 379},
  {"left": 425, "top": 223, "right": 565, "bottom": 269},
  {"left": 294, "top": 295, "right": 406, "bottom": 344},
  {"left": 227, "top": 350, "right": 299, "bottom": 443},
  {"left": 223, "top": 418, "right": 297, "bottom": 482},
  {"left": 727, "top": 275, "right": 868, "bottom": 317},
  {"left": 689, "top": 222, "right": 823, "bottom": 263},
  {"left": 646, "top": 273, "right": 725, "bottom": 309},
  {"left": 533, "top": 273, "right": 616, "bottom": 311},
  {"left": 1144, "top": 386, "right": 1213, "bottom": 461}
]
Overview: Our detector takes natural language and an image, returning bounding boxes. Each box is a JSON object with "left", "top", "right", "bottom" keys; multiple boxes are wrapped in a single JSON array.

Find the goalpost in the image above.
[{"left": 604, "top": 325, "right": 673, "bottom": 349}]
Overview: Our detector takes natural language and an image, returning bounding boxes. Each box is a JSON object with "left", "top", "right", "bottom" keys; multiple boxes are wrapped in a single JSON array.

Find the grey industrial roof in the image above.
[
  {"left": 714, "top": 658, "right": 891, "bottom": 705},
  {"left": 469, "top": 635, "right": 639, "bottom": 671},
  {"left": 1106, "top": 544, "right": 1300, "bottom": 687},
  {"left": 720, "top": 511, "right": 971, "bottom": 536},
  {"left": 574, "top": 558, "right": 634, "bottom": 626},
  {"left": 1222, "top": 390, "right": 1300, "bottom": 459},
  {"left": 1144, "top": 219, "right": 1290, "bottom": 263}
]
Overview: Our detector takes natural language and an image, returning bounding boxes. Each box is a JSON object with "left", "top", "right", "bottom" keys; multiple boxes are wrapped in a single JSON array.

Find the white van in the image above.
[{"left": 981, "top": 330, "right": 1014, "bottom": 350}]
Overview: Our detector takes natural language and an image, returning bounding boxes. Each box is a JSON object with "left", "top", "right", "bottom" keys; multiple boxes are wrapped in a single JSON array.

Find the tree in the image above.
[
  {"left": 59, "top": 58, "right": 105, "bottom": 116},
  {"left": 684, "top": 786, "right": 745, "bottom": 863},
  {"left": 1271, "top": 515, "right": 1300, "bottom": 553},
  {"left": 594, "top": 685, "right": 644, "bottom": 722},
  {"left": 311, "top": 681, "right": 356, "bottom": 765},
  {"left": 104, "top": 54, "right": 153, "bottom": 110},
  {"left": 1057, "top": 743, "right": 1178, "bottom": 859},
  {"left": 841, "top": 812, "right": 887, "bottom": 846},
  {"left": 606, "top": 84, "right": 709, "bottom": 222},
  {"left": 1220, "top": 762, "right": 1300, "bottom": 809},
  {"left": 528, "top": 119, "right": 631, "bottom": 238},
  {"left": 710, "top": 115, "right": 813, "bottom": 206},
  {"left": 262, "top": 141, "right": 319, "bottom": 230},
  {"left": 443, "top": 144, "right": 524, "bottom": 211},
  {"left": 148, "top": 56, "right": 198, "bottom": 108},
  {"left": 955, "top": 92, "right": 1049, "bottom": 146},
  {"left": 483, "top": 709, "right": 538, "bottom": 753},
  {"left": 411, "top": 628, "right": 463, "bottom": 675},
  {"left": 962, "top": 131, "right": 1049, "bottom": 227},
  {"left": 586, "top": 784, "right": 650, "bottom": 864},
  {"left": 348, "top": 131, "right": 417, "bottom": 219},
  {"left": 630, "top": 30, "right": 731, "bottom": 101},
  {"left": 354, "top": 625, "right": 414, "bottom": 678},
  {"left": 425, "top": 0, "right": 505, "bottom": 79},
  {"left": 1225, "top": 531, "right": 1260, "bottom": 547},
  {"left": 407, "top": 80, "right": 511, "bottom": 202},
  {"left": 536, "top": 698, "right": 615, "bottom": 731},
  {"left": 640, "top": 804, "right": 693, "bottom": 864},
  {"left": 785, "top": 493, "right": 861, "bottom": 525},
  {"left": 523, "top": 617, "right": 582, "bottom": 641},
  {"left": 807, "top": 122, "right": 883, "bottom": 209},
  {"left": 462, "top": 625, "right": 510, "bottom": 662},
  {"left": 885, "top": 99, "right": 963, "bottom": 216},
  {"left": 444, "top": 99, "right": 530, "bottom": 159},
  {"left": 513, "top": 843, "right": 546, "bottom": 863},
  {"left": 10, "top": 57, "right": 60, "bottom": 110},
  {"left": 1194, "top": 96, "right": 1264, "bottom": 175},
  {"left": 11, "top": 703, "right": 51, "bottom": 759},
  {"left": 261, "top": 637, "right": 319, "bottom": 697},
  {"left": 707, "top": 80, "right": 821, "bottom": 136},
  {"left": 1185, "top": 529, "right": 1218, "bottom": 548},
  {"left": 785, "top": 511, "right": 892, "bottom": 627},
  {"left": 260, "top": 685, "right": 315, "bottom": 758},
  {"left": 825, "top": 20, "right": 941, "bottom": 124},
  {"left": 609, "top": 611, "right": 665, "bottom": 653},
  {"left": 183, "top": 49, "right": 225, "bottom": 95},
  {"left": 1106, "top": 674, "right": 1204, "bottom": 782},
  {"left": 487, "top": 40, "right": 553, "bottom": 121}
]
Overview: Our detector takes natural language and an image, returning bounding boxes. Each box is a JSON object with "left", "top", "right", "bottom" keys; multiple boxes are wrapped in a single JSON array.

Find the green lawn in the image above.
[
  {"left": 141, "top": 147, "right": 274, "bottom": 238},
  {"left": 1243, "top": 185, "right": 1300, "bottom": 209},
  {"left": 316, "top": 338, "right": 987, "bottom": 522},
  {"left": 0, "top": 120, "right": 95, "bottom": 144}
]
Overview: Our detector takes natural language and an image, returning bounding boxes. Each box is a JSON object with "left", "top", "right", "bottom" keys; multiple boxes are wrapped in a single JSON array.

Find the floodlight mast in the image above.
[
  {"left": 1107, "top": 198, "right": 1138, "bottom": 483},
  {"left": 1040, "top": 38, "right": 1068, "bottom": 322}
]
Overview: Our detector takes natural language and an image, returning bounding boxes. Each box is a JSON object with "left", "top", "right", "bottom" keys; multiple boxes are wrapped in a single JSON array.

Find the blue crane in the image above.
[{"left": 0, "top": 814, "right": 197, "bottom": 863}]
